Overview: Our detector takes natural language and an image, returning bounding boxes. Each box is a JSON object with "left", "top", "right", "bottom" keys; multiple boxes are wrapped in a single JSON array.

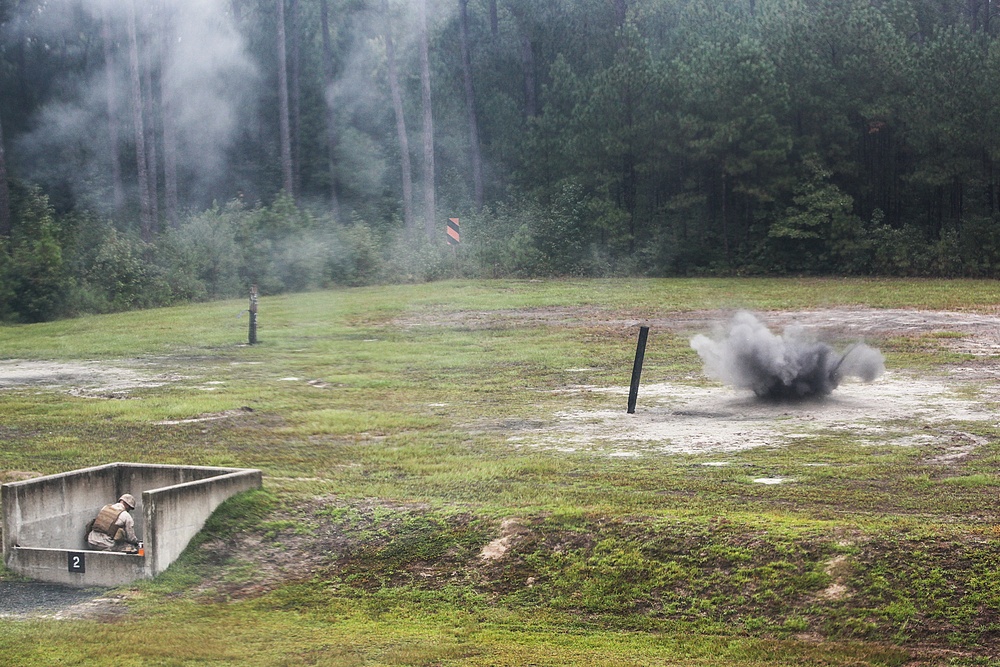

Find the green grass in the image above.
[
  {"left": 2, "top": 278, "right": 1000, "bottom": 665},
  {"left": 0, "top": 600, "right": 915, "bottom": 666}
]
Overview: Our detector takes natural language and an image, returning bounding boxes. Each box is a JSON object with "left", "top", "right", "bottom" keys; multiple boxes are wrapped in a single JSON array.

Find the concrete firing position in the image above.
[{"left": 2, "top": 462, "right": 262, "bottom": 587}]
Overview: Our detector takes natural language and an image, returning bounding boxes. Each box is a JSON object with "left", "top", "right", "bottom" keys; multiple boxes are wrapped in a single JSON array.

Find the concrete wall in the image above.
[
  {"left": 144, "top": 469, "right": 263, "bottom": 575},
  {"left": 2, "top": 462, "right": 262, "bottom": 587},
  {"left": 6, "top": 548, "right": 150, "bottom": 588},
  {"left": 2, "top": 463, "right": 116, "bottom": 551}
]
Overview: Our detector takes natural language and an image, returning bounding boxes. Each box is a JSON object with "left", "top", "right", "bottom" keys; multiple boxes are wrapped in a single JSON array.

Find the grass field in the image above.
[{"left": 2, "top": 278, "right": 1000, "bottom": 666}]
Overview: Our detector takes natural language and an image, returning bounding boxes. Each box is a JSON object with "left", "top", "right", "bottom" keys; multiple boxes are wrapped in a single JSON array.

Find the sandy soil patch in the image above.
[
  {"left": 451, "top": 306, "right": 1000, "bottom": 458},
  {"left": 817, "top": 555, "right": 852, "bottom": 601},
  {"left": 511, "top": 372, "right": 999, "bottom": 456},
  {"left": 0, "top": 359, "right": 174, "bottom": 398},
  {"left": 480, "top": 518, "right": 528, "bottom": 561}
]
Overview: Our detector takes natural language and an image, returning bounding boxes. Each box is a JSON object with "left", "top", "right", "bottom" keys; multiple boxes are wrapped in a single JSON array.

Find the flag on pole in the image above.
[{"left": 446, "top": 218, "right": 460, "bottom": 245}]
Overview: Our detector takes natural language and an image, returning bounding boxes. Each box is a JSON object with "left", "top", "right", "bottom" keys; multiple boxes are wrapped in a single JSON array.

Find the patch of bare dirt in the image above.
[
  {"left": 816, "top": 554, "right": 851, "bottom": 601},
  {"left": 452, "top": 306, "right": 1000, "bottom": 460},
  {"left": 0, "top": 359, "right": 175, "bottom": 398},
  {"left": 479, "top": 518, "right": 528, "bottom": 561},
  {"left": 514, "top": 371, "right": 1000, "bottom": 457}
]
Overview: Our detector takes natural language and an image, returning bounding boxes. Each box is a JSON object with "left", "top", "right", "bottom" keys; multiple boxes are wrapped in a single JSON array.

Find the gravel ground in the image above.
[{"left": 0, "top": 582, "right": 109, "bottom": 618}]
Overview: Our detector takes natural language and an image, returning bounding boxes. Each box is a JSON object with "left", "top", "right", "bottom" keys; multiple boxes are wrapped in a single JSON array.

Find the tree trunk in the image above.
[
  {"left": 161, "top": 105, "right": 178, "bottom": 227},
  {"left": 160, "top": 8, "right": 179, "bottom": 228},
  {"left": 419, "top": 0, "right": 437, "bottom": 240},
  {"left": 320, "top": 0, "right": 341, "bottom": 221},
  {"left": 384, "top": 0, "right": 414, "bottom": 233},
  {"left": 624, "top": 152, "right": 637, "bottom": 251},
  {"left": 721, "top": 169, "right": 730, "bottom": 263},
  {"left": 276, "top": 0, "right": 294, "bottom": 196},
  {"left": 157, "top": 0, "right": 178, "bottom": 228},
  {"left": 511, "top": 9, "right": 537, "bottom": 118},
  {"left": 459, "top": 0, "right": 484, "bottom": 210},
  {"left": 290, "top": 0, "right": 301, "bottom": 194},
  {"left": 141, "top": 12, "right": 159, "bottom": 231},
  {"left": 0, "top": 112, "right": 10, "bottom": 237},
  {"left": 126, "top": 0, "right": 154, "bottom": 241},
  {"left": 613, "top": 0, "right": 627, "bottom": 26},
  {"left": 968, "top": 0, "right": 983, "bottom": 32},
  {"left": 987, "top": 151, "right": 996, "bottom": 216},
  {"left": 101, "top": 5, "right": 124, "bottom": 214}
]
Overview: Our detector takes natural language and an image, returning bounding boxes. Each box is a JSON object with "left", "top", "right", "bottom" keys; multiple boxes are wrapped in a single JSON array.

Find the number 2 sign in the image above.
[{"left": 68, "top": 552, "right": 85, "bottom": 574}]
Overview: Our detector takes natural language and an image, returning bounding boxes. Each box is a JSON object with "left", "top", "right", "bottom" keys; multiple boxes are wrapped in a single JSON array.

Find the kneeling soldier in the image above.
[{"left": 87, "top": 494, "right": 140, "bottom": 553}]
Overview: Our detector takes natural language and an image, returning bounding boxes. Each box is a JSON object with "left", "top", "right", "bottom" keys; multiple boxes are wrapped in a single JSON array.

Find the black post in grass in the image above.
[
  {"left": 627, "top": 325, "right": 649, "bottom": 414},
  {"left": 248, "top": 284, "right": 258, "bottom": 345}
]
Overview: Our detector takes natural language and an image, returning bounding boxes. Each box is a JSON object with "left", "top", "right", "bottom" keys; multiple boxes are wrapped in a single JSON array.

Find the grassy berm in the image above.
[{"left": 2, "top": 278, "right": 1000, "bottom": 666}]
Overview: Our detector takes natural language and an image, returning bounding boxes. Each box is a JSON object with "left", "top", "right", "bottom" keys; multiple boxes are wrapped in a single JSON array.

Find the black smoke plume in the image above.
[{"left": 690, "top": 311, "right": 885, "bottom": 400}]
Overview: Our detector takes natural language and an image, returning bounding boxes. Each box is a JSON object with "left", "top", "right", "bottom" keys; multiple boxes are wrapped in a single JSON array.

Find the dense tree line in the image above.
[{"left": 0, "top": 0, "right": 998, "bottom": 321}]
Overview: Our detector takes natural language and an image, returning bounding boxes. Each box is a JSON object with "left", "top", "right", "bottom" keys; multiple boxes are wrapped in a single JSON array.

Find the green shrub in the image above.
[
  {"left": 334, "top": 221, "right": 384, "bottom": 285},
  {"left": 463, "top": 202, "right": 547, "bottom": 277},
  {"left": 5, "top": 186, "right": 70, "bottom": 322},
  {"left": 83, "top": 229, "right": 170, "bottom": 311},
  {"left": 957, "top": 215, "right": 1000, "bottom": 277},
  {"left": 158, "top": 203, "right": 245, "bottom": 300}
]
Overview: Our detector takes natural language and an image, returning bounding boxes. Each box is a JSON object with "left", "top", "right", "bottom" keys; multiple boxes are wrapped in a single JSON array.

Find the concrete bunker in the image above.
[{"left": 2, "top": 462, "right": 262, "bottom": 587}]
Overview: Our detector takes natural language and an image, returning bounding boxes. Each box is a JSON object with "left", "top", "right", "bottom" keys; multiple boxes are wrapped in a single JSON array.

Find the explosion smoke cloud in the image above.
[{"left": 690, "top": 311, "right": 884, "bottom": 400}]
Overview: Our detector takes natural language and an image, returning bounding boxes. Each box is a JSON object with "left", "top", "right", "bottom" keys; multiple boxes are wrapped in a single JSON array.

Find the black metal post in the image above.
[
  {"left": 627, "top": 325, "right": 649, "bottom": 414},
  {"left": 248, "top": 284, "right": 258, "bottom": 345}
]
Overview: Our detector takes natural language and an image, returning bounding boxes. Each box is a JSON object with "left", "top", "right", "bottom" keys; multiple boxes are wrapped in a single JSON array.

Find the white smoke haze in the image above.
[
  {"left": 319, "top": 0, "right": 456, "bottom": 131},
  {"left": 12, "top": 0, "right": 257, "bottom": 211},
  {"left": 324, "top": 24, "right": 395, "bottom": 199},
  {"left": 320, "top": 0, "right": 462, "bottom": 198},
  {"left": 690, "top": 311, "right": 885, "bottom": 400},
  {"left": 7, "top": 0, "right": 481, "bottom": 217},
  {"left": 160, "top": 0, "right": 258, "bottom": 191}
]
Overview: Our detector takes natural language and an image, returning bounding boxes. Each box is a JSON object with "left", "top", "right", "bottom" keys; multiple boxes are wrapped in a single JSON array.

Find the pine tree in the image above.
[
  {"left": 459, "top": 0, "right": 484, "bottom": 210},
  {"left": 276, "top": 0, "right": 294, "bottom": 197},
  {"left": 126, "top": 0, "right": 154, "bottom": 240}
]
